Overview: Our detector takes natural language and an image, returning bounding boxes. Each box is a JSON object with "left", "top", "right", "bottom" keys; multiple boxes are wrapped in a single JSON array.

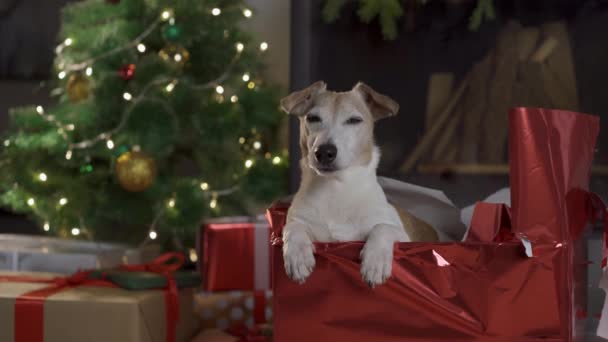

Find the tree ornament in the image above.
[
  {"left": 158, "top": 43, "right": 190, "bottom": 67},
  {"left": 115, "top": 151, "right": 157, "bottom": 192},
  {"left": 80, "top": 164, "right": 94, "bottom": 173},
  {"left": 162, "top": 24, "right": 181, "bottom": 41},
  {"left": 66, "top": 73, "right": 90, "bottom": 102},
  {"left": 115, "top": 144, "right": 130, "bottom": 156},
  {"left": 118, "top": 64, "right": 136, "bottom": 81}
]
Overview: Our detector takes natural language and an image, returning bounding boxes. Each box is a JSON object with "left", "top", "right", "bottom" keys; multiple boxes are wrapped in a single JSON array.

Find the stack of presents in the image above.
[{"left": 2, "top": 108, "right": 608, "bottom": 341}]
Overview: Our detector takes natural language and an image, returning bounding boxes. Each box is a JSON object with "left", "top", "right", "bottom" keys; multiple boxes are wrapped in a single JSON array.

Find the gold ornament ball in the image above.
[
  {"left": 66, "top": 73, "right": 91, "bottom": 102},
  {"left": 158, "top": 43, "right": 190, "bottom": 67},
  {"left": 115, "top": 151, "right": 157, "bottom": 192}
]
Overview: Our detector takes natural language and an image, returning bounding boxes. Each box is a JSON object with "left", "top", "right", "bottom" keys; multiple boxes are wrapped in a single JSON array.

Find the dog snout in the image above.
[{"left": 314, "top": 144, "right": 337, "bottom": 165}]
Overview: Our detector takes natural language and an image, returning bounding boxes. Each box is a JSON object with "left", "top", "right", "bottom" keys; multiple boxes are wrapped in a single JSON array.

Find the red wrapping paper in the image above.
[
  {"left": 268, "top": 108, "right": 601, "bottom": 341},
  {"left": 202, "top": 221, "right": 271, "bottom": 291}
]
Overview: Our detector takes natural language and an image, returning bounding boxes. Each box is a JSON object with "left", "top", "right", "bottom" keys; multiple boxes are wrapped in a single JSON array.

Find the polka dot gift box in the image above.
[{"left": 195, "top": 290, "right": 272, "bottom": 331}]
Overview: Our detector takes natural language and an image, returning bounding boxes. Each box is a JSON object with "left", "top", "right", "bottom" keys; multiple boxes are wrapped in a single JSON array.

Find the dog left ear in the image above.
[
  {"left": 280, "top": 81, "right": 327, "bottom": 116},
  {"left": 353, "top": 82, "right": 399, "bottom": 120}
]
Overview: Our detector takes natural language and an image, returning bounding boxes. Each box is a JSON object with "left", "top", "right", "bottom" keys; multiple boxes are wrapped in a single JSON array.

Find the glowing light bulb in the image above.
[
  {"left": 106, "top": 140, "right": 115, "bottom": 149},
  {"left": 242, "top": 73, "right": 250, "bottom": 82},
  {"left": 239, "top": 137, "right": 246, "bottom": 144},
  {"left": 215, "top": 85, "right": 224, "bottom": 94},
  {"left": 165, "top": 82, "right": 176, "bottom": 93},
  {"left": 167, "top": 198, "right": 175, "bottom": 208},
  {"left": 243, "top": 9, "right": 253, "bottom": 18},
  {"left": 236, "top": 42, "right": 244, "bottom": 52},
  {"left": 59, "top": 198, "right": 68, "bottom": 206},
  {"left": 3, "top": 140, "right": 10, "bottom": 147},
  {"left": 247, "top": 81, "right": 255, "bottom": 89},
  {"left": 149, "top": 231, "right": 158, "bottom": 240},
  {"left": 27, "top": 198, "right": 35, "bottom": 206},
  {"left": 174, "top": 53, "right": 182, "bottom": 62},
  {"left": 273, "top": 156, "right": 281, "bottom": 165},
  {"left": 211, "top": 8, "right": 221, "bottom": 16},
  {"left": 64, "top": 38, "right": 73, "bottom": 46},
  {"left": 161, "top": 9, "right": 173, "bottom": 21},
  {"left": 209, "top": 198, "right": 218, "bottom": 209},
  {"left": 36, "top": 106, "right": 44, "bottom": 114},
  {"left": 137, "top": 43, "right": 146, "bottom": 53},
  {"left": 200, "top": 182, "right": 209, "bottom": 191},
  {"left": 65, "top": 150, "right": 73, "bottom": 160},
  {"left": 245, "top": 159, "right": 254, "bottom": 168},
  {"left": 85, "top": 67, "right": 93, "bottom": 76},
  {"left": 189, "top": 248, "right": 198, "bottom": 262},
  {"left": 71, "top": 227, "right": 80, "bottom": 236},
  {"left": 58, "top": 71, "right": 67, "bottom": 79},
  {"left": 65, "top": 124, "right": 75, "bottom": 131},
  {"left": 230, "top": 95, "right": 238, "bottom": 103},
  {"left": 253, "top": 141, "right": 261, "bottom": 150},
  {"left": 39, "top": 173, "right": 48, "bottom": 182},
  {"left": 123, "top": 92, "right": 133, "bottom": 101},
  {"left": 43, "top": 222, "right": 50, "bottom": 231},
  {"left": 260, "top": 42, "right": 268, "bottom": 51}
]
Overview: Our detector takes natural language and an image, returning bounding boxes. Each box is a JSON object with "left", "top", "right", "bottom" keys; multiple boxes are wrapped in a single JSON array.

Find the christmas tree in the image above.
[{"left": 0, "top": 0, "right": 288, "bottom": 247}]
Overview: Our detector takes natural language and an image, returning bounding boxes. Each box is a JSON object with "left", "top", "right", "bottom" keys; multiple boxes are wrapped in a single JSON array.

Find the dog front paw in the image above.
[
  {"left": 360, "top": 242, "right": 393, "bottom": 288},
  {"left": 283, "top": 239, "right": 315, "bottom": 284}
]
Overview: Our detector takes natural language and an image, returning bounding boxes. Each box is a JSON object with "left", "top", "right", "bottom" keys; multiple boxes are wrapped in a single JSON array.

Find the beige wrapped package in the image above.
[{"left": 0, "top": 272, "right": 199, "bottom": 342}]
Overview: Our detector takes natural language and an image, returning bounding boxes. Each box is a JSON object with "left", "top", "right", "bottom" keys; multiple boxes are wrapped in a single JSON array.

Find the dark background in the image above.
[{"left": 289, "top": 0, "right": 608, "bottom": 206}]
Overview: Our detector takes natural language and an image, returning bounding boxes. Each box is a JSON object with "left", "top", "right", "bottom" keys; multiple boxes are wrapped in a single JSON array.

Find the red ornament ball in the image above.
[{"left": 119, "top": 64, "right": 136, "bottom": 81}]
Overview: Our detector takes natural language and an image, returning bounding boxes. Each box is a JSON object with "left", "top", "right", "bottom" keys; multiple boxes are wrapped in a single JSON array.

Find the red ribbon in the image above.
[
  {"left": 119, "top": 252, "right": 185, "bottom": 342},
  {"left": 0, "top": 252, "right": 185, "bottom": 342}
]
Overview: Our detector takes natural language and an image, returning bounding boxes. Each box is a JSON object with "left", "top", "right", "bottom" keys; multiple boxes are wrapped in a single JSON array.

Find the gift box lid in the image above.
[{"left": 90, "top": 270, "right": 201, "bottom": 290}]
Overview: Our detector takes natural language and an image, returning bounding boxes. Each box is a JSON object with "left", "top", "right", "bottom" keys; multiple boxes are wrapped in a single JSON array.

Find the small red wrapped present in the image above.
[
  {"left": 267, "top": 108, "right": 603, "bottom": 341},
  {"left": 201, "top": 217, "right": 271, "bottom": 291}
]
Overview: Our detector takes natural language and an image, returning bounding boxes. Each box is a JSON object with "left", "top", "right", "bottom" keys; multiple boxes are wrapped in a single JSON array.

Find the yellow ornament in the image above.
[
  {"left": 158, "top": 43, "right": 190, "bottom": 67},
  {"left": 115, "top": 151, "right": 157, "bottom": 192},
  {"left": 66, "top": 73, "right": 90, "bottom": 102}
]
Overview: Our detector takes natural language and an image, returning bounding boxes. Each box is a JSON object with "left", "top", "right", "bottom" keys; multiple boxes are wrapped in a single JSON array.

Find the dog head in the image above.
[{"left": 281, "top": 81, "right": 399, "bottom": 175}]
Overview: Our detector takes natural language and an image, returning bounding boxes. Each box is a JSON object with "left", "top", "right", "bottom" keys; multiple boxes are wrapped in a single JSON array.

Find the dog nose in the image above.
[{"left": 315, "top": 144, "right": 337, "bottom": 165}]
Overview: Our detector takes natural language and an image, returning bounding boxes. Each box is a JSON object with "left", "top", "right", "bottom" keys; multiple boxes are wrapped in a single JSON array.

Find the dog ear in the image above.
[
  {"left": 280, "top": 81, "right": 327, "bottom": 116},
  {"left": 353, "top": 82, "right": 399, "bottom": 120}
]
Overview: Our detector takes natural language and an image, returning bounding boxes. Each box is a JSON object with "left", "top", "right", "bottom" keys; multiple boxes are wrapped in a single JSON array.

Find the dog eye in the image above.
[
  {"left": 345, "top": 117, "right": 363, "bottom": 125},
  {"left": 306, "top": 115, "right": 322, "bottom": 123}
]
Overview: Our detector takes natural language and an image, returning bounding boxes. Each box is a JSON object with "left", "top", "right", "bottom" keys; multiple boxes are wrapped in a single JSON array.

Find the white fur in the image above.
[{"left": 283, "top": 147, "right": 409, "bottom": 287}]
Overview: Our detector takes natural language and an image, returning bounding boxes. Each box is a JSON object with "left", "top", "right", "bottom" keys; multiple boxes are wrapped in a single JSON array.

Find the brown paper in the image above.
[
  {"left": 0, "top": 273, "right": 199, "bottom": 342},
  {"left": 194, "top": 291, "right": 272, "bottom": 330}
]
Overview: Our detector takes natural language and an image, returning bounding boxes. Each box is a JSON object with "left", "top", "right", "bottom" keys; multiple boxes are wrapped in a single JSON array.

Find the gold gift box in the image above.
[{"left": 0, "top": 272, "right": 199, "bottom": 342}]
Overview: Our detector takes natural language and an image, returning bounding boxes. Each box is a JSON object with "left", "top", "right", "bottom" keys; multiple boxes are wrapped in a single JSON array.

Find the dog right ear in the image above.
[{"left": 280, "top": 81, "right": 326, "bottom": 116}]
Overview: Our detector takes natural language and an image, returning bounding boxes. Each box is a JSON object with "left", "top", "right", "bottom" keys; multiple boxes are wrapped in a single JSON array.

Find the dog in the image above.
[{"left": 280, "top": 81, "right": 437, "bottom": 287}]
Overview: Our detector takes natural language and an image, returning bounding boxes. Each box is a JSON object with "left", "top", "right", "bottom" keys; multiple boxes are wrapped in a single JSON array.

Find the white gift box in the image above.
[{"left": 0, "top": 234, "right": 160, "bottom": 274}]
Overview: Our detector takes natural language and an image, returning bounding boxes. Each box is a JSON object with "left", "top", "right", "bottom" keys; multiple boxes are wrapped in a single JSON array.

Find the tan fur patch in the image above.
[{"left": 392, "top": 204, "right": 439, "bottom": 242}]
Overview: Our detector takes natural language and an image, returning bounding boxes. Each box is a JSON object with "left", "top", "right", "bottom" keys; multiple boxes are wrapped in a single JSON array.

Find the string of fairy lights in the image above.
[{"left": 4, "top": 5, "right": 285, "bottom": 245}]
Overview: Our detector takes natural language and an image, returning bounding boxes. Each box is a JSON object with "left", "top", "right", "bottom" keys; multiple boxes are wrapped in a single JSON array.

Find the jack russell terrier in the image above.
[{"left": 280, "top": 81, "right": 438, "bottom": 287}]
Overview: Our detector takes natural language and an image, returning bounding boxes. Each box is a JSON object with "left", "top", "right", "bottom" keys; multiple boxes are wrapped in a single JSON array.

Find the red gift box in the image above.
[
  {"left": 267, "top": 108, "right": 604, "bottom": 341},
  {"left": 201, "top": 217, "right": 271, "bottom": 291}
]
